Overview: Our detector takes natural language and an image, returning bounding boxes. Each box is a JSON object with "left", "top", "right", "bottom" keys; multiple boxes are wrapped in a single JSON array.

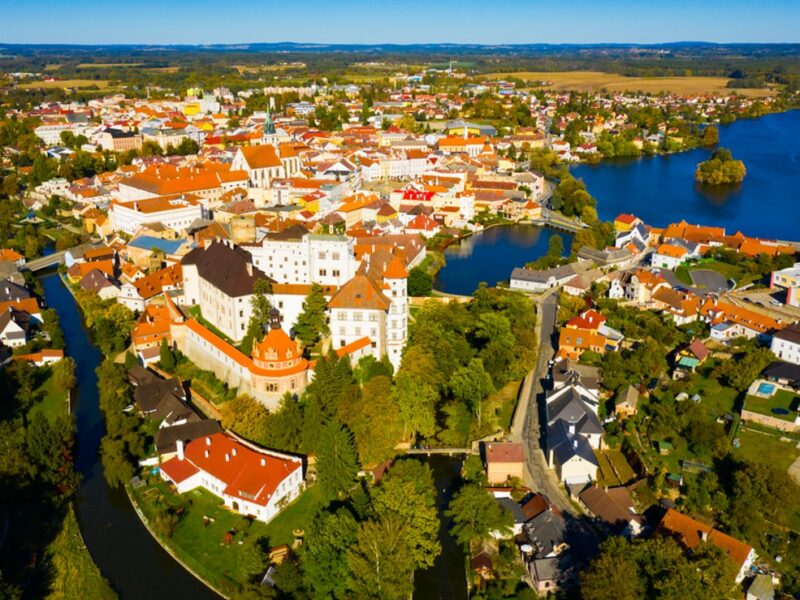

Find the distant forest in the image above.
[{"left": 3, "top": 42, "right": 800, "bottom": 103}]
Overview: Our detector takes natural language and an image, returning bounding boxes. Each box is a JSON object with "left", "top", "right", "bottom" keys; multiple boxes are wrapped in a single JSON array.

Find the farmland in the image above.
[
  {"left": 18, "top": 79, "right": 112, "bottom": 89},
  {"left": 484, "top": 71, "right": 776, "bottom": 97}
]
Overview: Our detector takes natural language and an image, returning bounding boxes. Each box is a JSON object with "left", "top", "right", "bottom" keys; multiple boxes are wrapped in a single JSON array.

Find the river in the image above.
[
  {"left": 434, "top": 224, "right": 573, "bottom": 295},
  {"left": 572, "top": 109, "right": 800, "bottom": 240},
  {"left": 40, "top": 272, "right": 218, "bottom": 600}
]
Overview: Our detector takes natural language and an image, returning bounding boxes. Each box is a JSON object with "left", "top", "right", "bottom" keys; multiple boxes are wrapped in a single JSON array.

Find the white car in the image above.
[{"left": 770, "top": 299, "right": 782, "bottom": 307}]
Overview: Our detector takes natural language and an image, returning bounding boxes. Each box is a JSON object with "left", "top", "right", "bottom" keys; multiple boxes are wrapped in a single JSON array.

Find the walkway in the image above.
[
  {"left": 405, "top": 447, "right": 477, "bottom": 456},
  {"left": 509, "top": 289, "right": 576, "bottom": 515}
]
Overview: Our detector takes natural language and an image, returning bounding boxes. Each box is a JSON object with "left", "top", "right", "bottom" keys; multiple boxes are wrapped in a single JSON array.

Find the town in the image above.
[{"left": 1, "top": 38, "right": 800, "bottom": 600}]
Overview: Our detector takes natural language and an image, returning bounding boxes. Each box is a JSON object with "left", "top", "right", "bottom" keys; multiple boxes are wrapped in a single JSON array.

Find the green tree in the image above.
[
  {"left": 158, "top": 337, "right": 175, "bottom": 371},
  {"left": 294, "top": 283, "right": 329, "bottom": 347},
  {"left": 372, "top": 459, "right": 441, "bottom": 569},
  {"left": 316, "top": 422, "right": 359, "bottom": 499},
  {"left": 702, "top": 125, "right": 719, "bottom": 146},
  {"left": 407, "top": 267, "right": 433, "bottom": 297},
  {"left": 240, "top": 278, "right": 274, "bottom": 355},
  {"left": 449, "top": 358, "right": 494, "bottom": 427},
  {"left": 347, "top": 515, "right": 414, "bottom": 600},
  {"left": 302, "top": 508, "right": 359, "bottom": 599},
  {"left": 580, "top": 537, "right": 644, "bottom": 600},
  {"left": 446, "top": 483, "right": 513, "bottom": 546},
  {"left": 340, "top": 376, "right": 401, "bottom": 465},
  {"left": 100, "top": 436, "right": 134, "bottom": 488},
  {"left": 263, "top": 393, "right": 304, "bottom": 452},
  {"left": 51, "top": 356, "right": 77, "bottom": 390},
  {"left": 393, "top": 375, "right": 437, "bottom": 441}
]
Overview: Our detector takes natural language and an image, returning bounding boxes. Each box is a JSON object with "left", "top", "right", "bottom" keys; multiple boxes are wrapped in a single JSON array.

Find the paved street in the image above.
[{"left": 510, "top": 290, "right": 576, "bottom": 515}]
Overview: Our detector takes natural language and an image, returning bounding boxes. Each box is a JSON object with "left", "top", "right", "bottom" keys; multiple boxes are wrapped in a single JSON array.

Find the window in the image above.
[
  {"left": 353, "top": 312, "right": 362, "bottom": 321},
  {"left": 332, "top": 270, "right": 340, "bottom": 277},
  {"left": 332, "top": 252, "right": 340, "bottom": 260},
  {"left": 318, "top": 251, "right": 326, "bottom": 259},
  {"left": 319, "top": 269, "right": 327, "bottom": 277}
]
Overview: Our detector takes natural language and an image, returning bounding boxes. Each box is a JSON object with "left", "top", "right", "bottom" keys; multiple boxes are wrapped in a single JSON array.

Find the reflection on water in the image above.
[
  {"left": 434, "top": 225, "right": 572, "bottom": 296},
  {"left": 573, "top": 110, "right": 800, "bottom": 240}
]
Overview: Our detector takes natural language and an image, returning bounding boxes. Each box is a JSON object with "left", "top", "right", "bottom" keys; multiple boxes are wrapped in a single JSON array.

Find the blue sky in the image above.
[{"left": 5, "top": 0, "right": 800, "bottom": 45}]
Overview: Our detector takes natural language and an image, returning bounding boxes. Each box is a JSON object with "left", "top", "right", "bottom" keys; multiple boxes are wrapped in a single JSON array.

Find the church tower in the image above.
[{"left": 383, "top": 255, "right": 409, "bottom": 371}]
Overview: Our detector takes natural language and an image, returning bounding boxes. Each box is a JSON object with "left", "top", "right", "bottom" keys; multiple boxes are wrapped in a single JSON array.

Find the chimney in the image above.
[
  {"left": 225, "top": 453, "right": 230, "bottom": 462},
  {"left": 176, "top": 439, "right": 185, "bottom": 460},
  {"left": 231, "top": 448, "right": 237, "bottom": 457},
  {"left": 260, "top": 458, "right": 266, "bottom": 467},
  {"left": 204, "top": 449, "right": 209, "bottom": 458},
  {"left": 205, "top": 436, "right": 211, "bottom": 445},
  {"left": 246, "top": 263, "right": 253, "bottom": 277},
  {"left": 700, "top": 530, "right": 709, "bottom": 542}
]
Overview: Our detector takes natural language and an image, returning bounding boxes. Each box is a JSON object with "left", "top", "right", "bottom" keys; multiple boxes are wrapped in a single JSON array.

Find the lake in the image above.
[
  {"left": 572, "top": 109, "right": 800, "bottom": 240},
  {"left": 434, "top": 224, "right": 573, "bottom": 295}
]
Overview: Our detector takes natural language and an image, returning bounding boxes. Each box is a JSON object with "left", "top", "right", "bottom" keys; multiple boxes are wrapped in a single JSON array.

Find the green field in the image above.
[
  {"left": 733, "top": 427, "right": 800, "bottom": 473},
  {"left": 131, "top": 479, "right": 324, "bottom": 596},
  {"left": 29, "top": 373, "right": 69, "bottom": 421}
]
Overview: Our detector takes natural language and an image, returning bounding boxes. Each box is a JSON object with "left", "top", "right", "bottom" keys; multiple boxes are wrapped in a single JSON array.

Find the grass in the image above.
[
  {"left": 595, "top": 450, "right": 622, "bottom": 487},
  {"left": 29, "top": 373, "right": 69, "bottom": 421},
  {"left": 483, "top": 71, "right": 776, "bottom": 97},
  {"left": 733, "top": 427, "right": 800, "bottom": 473},
  {"left": 18, "top": 79, "right": 111, "bottom": 89},
  {"left": 44, "top": 506, "right": 116, "bottom": 600},
  {"left": 173, "top": 357, "right": 238, "bottom": 405},
  {"left": 674, "top": 265, "right": 693, "bottom": 285},
  {"left": 744, "top": 389, "right": 799, "bottom": 422},
  {"left": 472, "top": 379, "right": 522, "bottom": 439},
  {"left": 606, "top": 448, "right": 636, "bottom": 483},
  {"left": 688, "top": 360, "right": 742, "bottom": 417},
  {"left": 185, "top": 305, "right": 236, "bottom": 346},
  {"left": 131, "top": 479, "right": 323, "bottom": 596}
]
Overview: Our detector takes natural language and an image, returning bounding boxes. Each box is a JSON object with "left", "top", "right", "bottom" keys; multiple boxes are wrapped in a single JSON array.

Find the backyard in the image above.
[
  {"left": 744, "top": 388, "right": 800, "bottom": 422},
  {"left": 130, "top": 477, "right": 324, "bottom": 596}
]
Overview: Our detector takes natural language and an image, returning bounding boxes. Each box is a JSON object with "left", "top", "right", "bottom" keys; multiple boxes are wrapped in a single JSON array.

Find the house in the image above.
[
  {"left": 653, "top": 243, "right": 689, "bottom": 270},
  {"left": 545, "top": 382, "right": 602, "bottom": 484},
  {"left": 118, "top": 263, "right": 182, "bottom": 312},
  {"left": 673, "top": 340, "right": 710, "bottom": 378},
  {"left": 771, "top": 323, "right": 800, "bottom": 365},
  {"left": 652, "top": 288, "right": 700, "bottom": 326},
  {"left": 160, "top": 432, "right": 304, "bottom": 523},
  {"left": 78, "top": 269, "right": 120, "bottom": 300},
  {"left": 552, "top": 359, "right": 601, "bottom": 397},
  {"left": 0, "top": 307, "right": 33, "bottom": 347},
  {"left": 578, "top": 486, "right": 641, "bottom": 535},
  {"left": 109, "top": 195, "right": 206, "bottom": 235},
  {"left": 509, "top": 264, "right": 576, "bottom": 293},
  {"left": 0, "top": 249, "right": 25, "bottom": 268},
  {"left": 656, "top": 508, "right": 755, "bottom": 583},
  {"left": 15, "top": 348, "right": 64, "bottom": 366},
  {"left": 746, "top": 574, "right": 775, "bottom": 600},
  {"left": 557, "top": 309, "right": 624, "bottom": 361},
  {"left": 615, "top": 385, "right": 639, "bottom": 419},
  {"left": 484, "top": 442, "right": 524, "bottom": 485},
  {"left": 327, "top": 254, "right": 408, "bottom": 370},
  {"left": 182, "top": 240, "right": 271, "bottom": 343},
  {"left": 770, "top": 262, "right": 800, "bottom": 308},
  {"left": 614, "top": 213, "right": 640, "bottom": 233},
  {"left": 520, "top": 507, "right": 578, "bottom": 595}
]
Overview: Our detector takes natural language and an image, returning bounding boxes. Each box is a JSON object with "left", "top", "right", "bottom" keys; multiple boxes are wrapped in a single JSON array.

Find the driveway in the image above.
[{"left": 661, "top": 268, "right": 732, "bottom": 295}]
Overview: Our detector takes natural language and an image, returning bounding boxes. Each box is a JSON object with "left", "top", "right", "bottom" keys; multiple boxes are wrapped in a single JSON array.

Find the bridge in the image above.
[{"left": 21, "top": 242, "right": 103, "bottom": 273}]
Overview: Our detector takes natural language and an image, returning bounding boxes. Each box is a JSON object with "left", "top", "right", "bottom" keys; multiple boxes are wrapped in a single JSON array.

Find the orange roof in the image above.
[
  {"left": 161, "top": 432, "right": 302, "bottom": 506},
  {"left": 133, "top": 264, "right": 182, "bottom": 300},
  {"left": 699, "top": 298, "right": 783, "bottom": 334},
  {"left": 0, "top": 297, "right": 41, "bottom": 315},
  {"left": 383, "top": 255, "right": 409, "bottom": 279},
  {"left": 122, "top": 164, "right": 247, "bottom": 196},
  {"left": 328, "top": 275, "right": 391, "bottom": 311},
  {"left": 658, "top": 509, "right": 752, "bottom": 570},
  {"left": 656, "top": 243, "right": 689, "bottom": 259},
  {"left": 0, "top": 249, "right": 24, "bottom": 262},
  {"left": 558, "top": 327, "right": 607, "bottom": 352},
  {"left": 239, "top": 145, "right": 282, "bottom": 169},
  {"left": 15, "top": 349, "right": 64, "bottom": 363},
  {"left": 566, "top": 309, "right": 606, "bottom": 331},
  {"left": 615, "top": 213, "right": 638, "bottom": 224},
  {"left": 68, "top": 259, "right": 115, "bottom": 279}
]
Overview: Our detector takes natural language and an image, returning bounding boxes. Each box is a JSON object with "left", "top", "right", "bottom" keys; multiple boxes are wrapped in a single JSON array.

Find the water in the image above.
[
  {"left": 413, "top": 455, "right": 467, "bottom": 600},
  {"left": 572, "top": 109, "right": 800, "bottom": 240},
  {"left": 434, "top": 224, "right": 573, "bottom": 295},
  {"left": 40, "top": 272, "right": 218, "bottom": 600}
]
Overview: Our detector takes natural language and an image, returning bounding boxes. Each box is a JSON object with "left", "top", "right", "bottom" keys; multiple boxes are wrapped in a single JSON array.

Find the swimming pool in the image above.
[{"left": 757, "top": 382, "right": 776, "bottom": 396}]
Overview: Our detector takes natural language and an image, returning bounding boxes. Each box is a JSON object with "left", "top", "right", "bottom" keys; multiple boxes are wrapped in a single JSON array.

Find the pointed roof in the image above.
[
  {"left": 328, "top": 275, "right": 391, "bottom": 311},
  {"left": 383, "top": 254, "right": 408, "bottom": 279}
]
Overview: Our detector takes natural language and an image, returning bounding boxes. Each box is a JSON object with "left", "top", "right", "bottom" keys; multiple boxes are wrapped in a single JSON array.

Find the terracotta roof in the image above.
[
  {"left": 485, "top": 442, "right": 524, "bottom": 464},
  {"left": 161, "top": 432, "right": 302, "bottom": 506},
  {"left": 328, "top": 275, "right": 391, "bottom": 311},
  {"left": 133, "top": 264, "right": 182, "bottom": 300},
  {"left": 238, "top": 145, "right": 282, "bottom": 169},
  {"left": 657, "top": 509, "right": 752, "bottom": 570}
]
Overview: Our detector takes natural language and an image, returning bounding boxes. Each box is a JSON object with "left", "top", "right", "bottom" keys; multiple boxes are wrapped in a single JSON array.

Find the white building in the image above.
[
  {"left": 160, "top": 432, "right": 303, "bottom": 523},
  {"left": 509, "top": 265, "right": 577, "bottom": 293},
  {"left": 109, "top": 195, "right": 206, "bottom": 235},
  {"left": 182, "top": 240, "right": 270, "bottom": 342},
  {"left": 246, "top": 231, "right": 358, "bottom": 288},
  {"left": 771, "top": 324, "right": 800, "bottom": 365}
]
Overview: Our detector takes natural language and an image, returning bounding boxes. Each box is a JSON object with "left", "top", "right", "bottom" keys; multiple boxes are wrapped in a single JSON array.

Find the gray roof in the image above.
[
  {"left": 155, "top": 419, "right": 222, "bottom": 455},
  {"left": 547, "top": 389, "right": 602, "bottom": 435},
  {"left": 524, "top": 509, "right": 567, "bottom": 558},
  {"left": 0, "top": 280, "right": 32, "bottom": 302},
  {"left": 511, "top": 264, "right": 576, "bottom": 284},
  {"left": 548, "top": 423, "right": 599, "bottom": 466},
  {"left": 496, "top": 497, "right": 526, "bottom": 524},
  {"left": 747, "top": 574, "right": 774, "bottom": 600},
  {"left": 182, "top": 240, "right": 271, "bottom": 298}
]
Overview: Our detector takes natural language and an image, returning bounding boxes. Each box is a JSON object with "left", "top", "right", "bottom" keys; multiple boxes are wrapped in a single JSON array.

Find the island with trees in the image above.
[{"left": 695, "top": 147, "right": 747, "bottom": 185}]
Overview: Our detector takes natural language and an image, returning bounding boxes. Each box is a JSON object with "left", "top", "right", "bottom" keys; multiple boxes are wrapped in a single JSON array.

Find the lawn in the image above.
[
  {"left": 744, "top": 389, "right": 800, "bottom": 422},
  {"left": 674, "top": 265, "right": 693, "bottom": 285},
  {"left": 131, "top": 478, "right": 324, "bottom": 596},
  {"left": 595, "top": 450, "right": 622, "bottom": 487},
  {"left": 44, "top": 506, "right": 116, "bottom": 600},
  {"left": 483, "top": 71, "right": 776, "bottom": 97},
  {"left": 470, "top": 379, "right": 522, "bottom": 440},
  {"left": 18, "top": 79, "right": 111, "bottom": 89},
  {"left": 733, "top": 427, "right": 800, "bottom": 473},
  {"left": 688, "top": 360, "right": 742, "bottom": 417},
  {"left": 29, "top": 373, "right": 69, "bottom": 421},
  {"left": 606, "top": 448, "right": 636, "bottom": 483}
]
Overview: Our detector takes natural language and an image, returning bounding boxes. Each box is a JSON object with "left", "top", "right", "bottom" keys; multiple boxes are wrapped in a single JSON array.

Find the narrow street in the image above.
[{"left": 510, "top": 290, "right": 576, "bottom": 514}]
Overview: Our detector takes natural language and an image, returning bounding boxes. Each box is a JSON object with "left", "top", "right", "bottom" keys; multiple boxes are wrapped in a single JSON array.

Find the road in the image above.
[{"left": 510, "top": 289, "right": 576, "bottom": 515}]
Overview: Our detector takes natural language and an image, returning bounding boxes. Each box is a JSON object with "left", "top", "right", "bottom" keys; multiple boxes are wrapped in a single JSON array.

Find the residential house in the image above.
[
  {"left": 656, "top": 508, "right": 755, "bottom": 583},
  {"left": 160, "top": 432, "right": 304, "bottom": 523},
  {"left": 484, "top": 442, "right": 524, "bottom": 485},
  {"left": 510, "top": 264, "right": 577, "bottom": 293},
  {"left": 615, "top": 385, "right": 639, "bottom": 419},
  {"left": 545, "top": 381, "right": 602, "bottom": 484},
  {"left": 771, "top": 323, "right": 800, "bottom": 365}
]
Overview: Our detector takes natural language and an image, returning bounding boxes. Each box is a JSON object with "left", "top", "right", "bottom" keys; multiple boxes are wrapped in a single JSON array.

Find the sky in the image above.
[{"left": 4, "top": 0, "right": 800, "bottom": 45}]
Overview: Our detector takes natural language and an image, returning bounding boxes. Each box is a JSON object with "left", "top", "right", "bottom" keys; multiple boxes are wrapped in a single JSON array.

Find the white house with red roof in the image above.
[{"left": 160, "top": 432, "right": 303, "bottom": 523}]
